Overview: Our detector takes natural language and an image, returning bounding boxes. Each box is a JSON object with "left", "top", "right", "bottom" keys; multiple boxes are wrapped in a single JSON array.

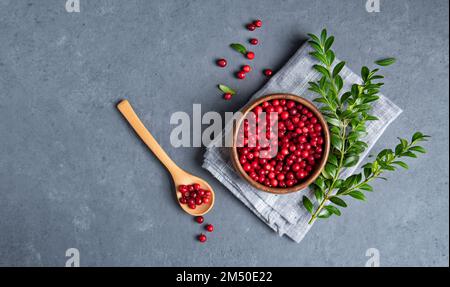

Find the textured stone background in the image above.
[{"left": 0, "top": 0, "right": 448, "bottom": 266}]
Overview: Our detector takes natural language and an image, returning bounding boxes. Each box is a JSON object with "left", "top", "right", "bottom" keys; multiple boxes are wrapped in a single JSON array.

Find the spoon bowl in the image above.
[
  {"left": 173, "top": 172, "right": 215, "bottom": 216},
  {"left": 117, "top": 100, "right": 215, "bottom": 216}
]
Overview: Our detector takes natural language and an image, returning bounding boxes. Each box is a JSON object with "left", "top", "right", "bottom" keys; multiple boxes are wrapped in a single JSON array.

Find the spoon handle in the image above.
[{"left": 117, "top": 100, "right": 182, "bottom": 175}]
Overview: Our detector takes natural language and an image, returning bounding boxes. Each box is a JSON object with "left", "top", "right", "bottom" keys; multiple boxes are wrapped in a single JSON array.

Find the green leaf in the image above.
[
  {"left": 230, "top": 43, "right": 247, "bottom": 54},
  {"left": 302, "top": 196, "right": 314, "bottom": 214},
  {"left": 343, "top": 155, "right": 359, "bottom": 167},
  {"left": 320, "top": 29, "right": 327, "bottom": 44},
  {"left": 313, "top": 65, "right": 331, "bottom": 78},
  {"left": 318, "top": 208, "right": 332, "bottom": 219},
  {"left": 314, "top": 189, "right": 324, "bottom": 202},
  {"left": 361, "top": 66, "right": 370, "bottom": 82},
  {"left": 325, "top": 163, "right": 337, "bottom": 178},
  {"left": 366, "top": 115, "right": 379, "bottom": 121},
  {"left": 402, "top": 151, "right": 417, "bottom": 158},
  {"left": 409, "top": 146, "right": 426, "bottom": 153},
  {"left": 309, "top": 41, "right": 323, "bottom": 53},
  {"left": 328, "top": 153, "right": 338, "bottom": 166},
  {"left": 324, "top": 36, "right": 334, "bottom": 51},
  {"left": 325, "top": 205, "right": 341, "bottom": 216},
  {"left": 329, "top": 197, "right": 347, "bottom": 207},
  {"left": 399, "top": 138, "right": 408, "bottom": 149},
  {"left": 326, "top": 117, "right": 341, "bottom": 127},
  {"left": 335, "top": 75, "right": 343, "bottom": 91},
  {"left": 360, "top": 183, "right": 373, "bottom": 191},
  {"left": 412, "top": 132, "right": 427, "bottom": 142},
  {"left": 331, "top": 133, "right": 343, "bottom": 149},
  {"left": 314, "top": 176, "right": 325, "bottom": 190},
  {"left": 375, "top": 57, "right": 396, "bottom": 66},
  {"left": 348, "top": 191, "right": 366, "bottom": 201},
  {"left": 392, "top": 161, "right": 409, "bottom": 169},
  {"left": 218, "top": 84, "right": 236, "bottom": 95},
  {"left": 307, "top": 33, "right": 321, "bottom": 44},
  {"left": 321, "top": 168, "right": 332, "bottom": 179},
  {"left": 332, "top": 61, "right": 346, "bottom": 78},
  {"left": 364, "top": 167, "right": 372, "bottom": 179}
]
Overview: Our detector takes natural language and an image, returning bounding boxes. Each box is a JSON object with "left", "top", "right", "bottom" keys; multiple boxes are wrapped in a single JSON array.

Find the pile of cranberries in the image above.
[
  {"left": 178, "top": 183, "right": 212, "bottom": 209},
  {"left": 237, "top": 99, "right": 325, "bottom": 188}
]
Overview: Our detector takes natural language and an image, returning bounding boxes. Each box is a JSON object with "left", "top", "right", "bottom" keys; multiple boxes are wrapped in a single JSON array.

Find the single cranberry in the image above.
[
  {"left": 195, "top": 216, "right": 204, "bottom": 224},
  {"left": 247, "top": 23, "right": 256, "bottom": 31},
  {"left": 246, "top": 51, "right": 255, "bottom": 60},
  {"left": 250, "top": 38, "right": 259, "bottom": 45},
  {"left": 280, "top": 111, "right": 289, "bottom": 120},
  {"left": 216, "top": 58, "right": 227, "bottom": 67},
  {"left": 198, "top": 234, "right": 207, "bottom": 243},
  {"left": 297, "top": 170, "right": 307, "bottom": 179},
  {"left": 264, "top": 69, "right": 273, "bottom": 77},
  {"left": 242, "top": 65, "right": 251, "bottom": 73},
  {"left": 205, "top": 224, "right": 214, "bottom": 232},
  {"left": 193, "top": 183, "right": 201, "bottom": 190},
  {"left": 195, "top": 197, "right": 203, "bottom": 205},
  {"left": 223, "top": 93, "right": 232, "bottom": 100},
  {"left": 270, "top": 179, "right": 278, "bottom": 187},
  {"left": 253, "top": 19, "right": 262, "bottom": 27},
  {"left": 179, "top": 197, "right": 187, "bottom": 204},
  {"left": 203, "top": 197, "right": 210, "bottom": 204},
  {"left": 237, "top": 71, "right": 246, "bottom": 79}
]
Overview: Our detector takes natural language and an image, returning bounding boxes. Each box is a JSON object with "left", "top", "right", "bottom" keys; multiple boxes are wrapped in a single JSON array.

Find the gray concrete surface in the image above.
[{"left": 0, "top": 0, "right": 448, "bottom": 267}]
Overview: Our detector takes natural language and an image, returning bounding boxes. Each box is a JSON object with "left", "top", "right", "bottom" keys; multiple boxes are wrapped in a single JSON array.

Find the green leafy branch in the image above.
[{"left": 302, "top": 29, "right": 430, "bottom": 224}]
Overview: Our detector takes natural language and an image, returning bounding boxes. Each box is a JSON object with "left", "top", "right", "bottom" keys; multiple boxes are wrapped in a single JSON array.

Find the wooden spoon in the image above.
[{"left": 117, "top": 100, "right": 215, "bottom": 216}]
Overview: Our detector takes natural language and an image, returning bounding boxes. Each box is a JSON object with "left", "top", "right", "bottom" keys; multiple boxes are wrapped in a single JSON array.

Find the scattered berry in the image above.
[
  {"left": 246, "top": 23, "right": 256, "bottom": 31},
  {"left": 246, "top": 51, "right": 255, "bottom": 60},
  {"left": 223, "top": 93, "right": 232, "bottom": 100},
  {"left": 237, "top": 71, "right": 246, "bottom": 79},
  {"left": 264, "top": 69, "right": 273, "bottom": 77},
  {"left": 242, "top": 65, "right": 251, "bottom": 73},
  {"left": 216, "top": 58, "right": 227, "bottom": 67},
  {"left": 249, "top": 38, "right": 259, "bottom": 45},
  {"left": 253, "top": 19, "right": 262, "bottom": 28},
  {"left": 198, "top": 234, "right": 207, "bottom": 243},
  {"left": 205, "top": 224, "right": 214, "bottom": 232},
  {"left": 195, "top": 216, "right": 204, "bottom": 224}
]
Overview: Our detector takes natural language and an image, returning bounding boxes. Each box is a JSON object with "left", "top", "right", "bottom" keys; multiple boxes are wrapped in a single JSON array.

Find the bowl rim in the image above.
[{"left": 230, "top": 93, "right": 330, "bottom": 194}]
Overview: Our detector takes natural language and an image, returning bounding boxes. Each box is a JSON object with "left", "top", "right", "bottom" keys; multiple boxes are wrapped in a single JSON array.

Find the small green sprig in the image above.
[{"left": 302, "top": 29, "right": 430, "bottom": 224}]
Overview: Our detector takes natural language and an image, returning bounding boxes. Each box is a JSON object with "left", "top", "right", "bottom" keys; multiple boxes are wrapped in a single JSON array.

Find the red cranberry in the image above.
[
  {"left": 237, "top": 71, "right": 246, "bottom": 79},
  {"left": 246, "top": 51, "right": 255, "bottom": 60},
  {"left": 223, "top": 93, "right": 232, "bottom": 100},
  {"left": 205, "top": 224, "right": 214, "bottom": 232},
  {"left": 198, "top": 234, "right": 207, "bottom": 243},
  {"left": 216, "top": 58, "right": 227, "bottom": 67},
  {"left": 246, "top": 23, "right": 256, "bottom": 31},
  {"left": 264, "top": 69, "right": 273, "bottom": 77},
  {"left": 250, "top": 38, "right": 259, "bottom": 45},
  {"left": 195, "top": 216, "right": 204, "bottom": 224},
  {"left": 242, "top": 65, "right": 251, "bottom": 73},
  {"left": 253, "top": 19, "right": 262, "bottom": 27}
]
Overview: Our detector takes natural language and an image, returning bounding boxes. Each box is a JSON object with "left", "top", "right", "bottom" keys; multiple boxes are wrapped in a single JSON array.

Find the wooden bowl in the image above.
[{"left": 231, "top": 94, "right": 330, "bottom": 194}]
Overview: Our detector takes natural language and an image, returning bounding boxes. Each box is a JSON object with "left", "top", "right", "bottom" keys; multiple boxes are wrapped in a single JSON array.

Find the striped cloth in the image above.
[{"left": 202, "top": 43, "right": 402, "bottom": 243}]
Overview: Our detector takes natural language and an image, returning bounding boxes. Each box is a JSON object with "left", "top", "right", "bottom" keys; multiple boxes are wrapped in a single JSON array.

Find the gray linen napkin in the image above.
[{"left": 202, "top": 43, "right": 402, "bottom": 243}]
